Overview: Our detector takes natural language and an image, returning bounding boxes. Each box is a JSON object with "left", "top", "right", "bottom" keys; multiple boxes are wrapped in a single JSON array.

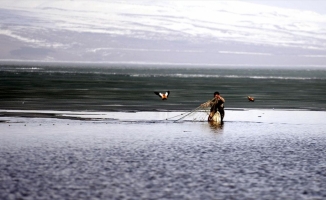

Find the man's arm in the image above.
[{"left": 218, "top": 96, "right": 225, "bottom": 103}]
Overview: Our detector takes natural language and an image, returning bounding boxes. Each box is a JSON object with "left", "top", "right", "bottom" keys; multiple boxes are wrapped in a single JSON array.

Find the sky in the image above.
[
  {"left": 244, "top": 0, "right": 326, "bottom": 15},
  {"left": 0, "top": 0, "right": 326, "bottom": 67}
]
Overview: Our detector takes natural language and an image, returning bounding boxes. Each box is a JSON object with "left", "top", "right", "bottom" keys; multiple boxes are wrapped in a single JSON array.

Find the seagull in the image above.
[
  {"left": 247, "top": 96, "right": 255, "bottom": 102},
  {"left": 154, "top": 91, "right": 170, "bottom": 100}
]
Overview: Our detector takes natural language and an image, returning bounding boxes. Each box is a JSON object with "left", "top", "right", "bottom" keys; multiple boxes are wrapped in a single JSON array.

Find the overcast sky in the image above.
[
  {"left": 0, "top": 0, "right": 326, "bottom": 67},
  {"left": 244, "top": 0, "right": 326, "bottom": 15}
]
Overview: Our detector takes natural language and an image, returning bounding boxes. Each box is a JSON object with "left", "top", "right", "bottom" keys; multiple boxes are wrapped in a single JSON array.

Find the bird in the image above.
[
  {"left": 154, "top": 91, "right": 170, "bottom": 100},
  {"left": 247, "top": 96, "right": 255, "bottom": 102}
]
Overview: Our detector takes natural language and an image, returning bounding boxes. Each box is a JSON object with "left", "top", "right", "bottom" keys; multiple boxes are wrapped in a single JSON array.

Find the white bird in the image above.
[{"left": 154, "top": 91, "right": 170, "bottom": 100}]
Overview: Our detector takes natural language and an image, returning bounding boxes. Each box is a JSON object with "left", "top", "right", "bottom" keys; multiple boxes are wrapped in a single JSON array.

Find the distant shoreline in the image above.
[{"left": 1, "top": 60, "right": 326, "bottom": 69}]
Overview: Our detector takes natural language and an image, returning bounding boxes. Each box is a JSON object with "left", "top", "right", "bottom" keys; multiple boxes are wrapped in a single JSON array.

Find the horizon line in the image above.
[{"left": 0, "top": 59, "right": 325, "bottom": 69}]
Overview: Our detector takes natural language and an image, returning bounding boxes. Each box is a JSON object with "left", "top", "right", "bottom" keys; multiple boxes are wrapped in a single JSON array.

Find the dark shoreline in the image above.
[
  {"left": 0, "top": 111, "right": 103, "bottom": 121},
  {"left": 1, "top": 109, "right": 326, "bottom": 124}
]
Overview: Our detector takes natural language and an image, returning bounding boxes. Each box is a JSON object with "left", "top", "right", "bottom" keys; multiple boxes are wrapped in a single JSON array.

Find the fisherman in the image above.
[{"left": 201, "top": 91, "right": 225, "bottom": 122}]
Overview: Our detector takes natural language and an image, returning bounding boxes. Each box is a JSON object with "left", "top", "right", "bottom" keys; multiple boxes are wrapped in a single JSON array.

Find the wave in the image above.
[
  {"left": 2, "top": 67, "right": 43, "bottom": 71},
  {"left": 129, "top": 74, "right": 325, "bottom": 80},
  {"left": 1, "top": 67, "right": 325, "bottom": 80}
]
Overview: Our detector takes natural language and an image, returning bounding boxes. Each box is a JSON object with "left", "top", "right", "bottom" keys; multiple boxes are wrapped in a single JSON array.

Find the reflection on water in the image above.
[
  {"left": 208, "top": 121, "right": 224, "bottom": 132},
  {"left": 1, "top": 111, "right": 326, "bottom": 199}
]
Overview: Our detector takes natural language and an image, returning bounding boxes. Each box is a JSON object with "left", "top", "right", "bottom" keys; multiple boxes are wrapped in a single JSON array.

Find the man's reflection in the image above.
[{"left": 209, "top": 121, "right": 224, "bottom": 132}]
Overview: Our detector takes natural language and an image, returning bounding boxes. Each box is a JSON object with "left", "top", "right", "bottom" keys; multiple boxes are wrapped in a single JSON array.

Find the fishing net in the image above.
[{"left": 166, "top": 106, "right": 221, "bottom": 122}]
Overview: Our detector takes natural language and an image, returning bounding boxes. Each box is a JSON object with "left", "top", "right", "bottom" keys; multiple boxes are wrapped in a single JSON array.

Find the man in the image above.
[{"left": 201, "top": 91, "right": 225, "bottom": 122}]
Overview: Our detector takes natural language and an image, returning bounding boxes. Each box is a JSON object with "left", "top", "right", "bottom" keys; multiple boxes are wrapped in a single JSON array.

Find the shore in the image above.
[{"left": 1, "top": 109, "right": 326, "bottom": 199}]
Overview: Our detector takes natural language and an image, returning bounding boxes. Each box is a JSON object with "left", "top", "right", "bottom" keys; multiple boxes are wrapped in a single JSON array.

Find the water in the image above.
[
  {"left": 1, "top": 115, "right": 326, "bottom": 199},
  {"left": 1, "top": 63, "right": 326, "bottom": 199},
  {"left": 1, "top": 64, "right": 325, "bottom": 111}
]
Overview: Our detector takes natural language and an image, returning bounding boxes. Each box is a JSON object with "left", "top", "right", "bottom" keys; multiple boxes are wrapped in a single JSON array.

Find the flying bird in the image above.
[
  {"left": 247, "top": 96, "right": 255, "bottom": 102},
  {"left": 154, "top": 91, "right": 170, "bottom": 100}
]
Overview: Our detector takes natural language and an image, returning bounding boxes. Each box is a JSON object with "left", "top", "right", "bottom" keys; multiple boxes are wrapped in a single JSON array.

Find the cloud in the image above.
[
  {"left": 0, "top": 0, "right": 326, "bottom": 66},
  {"left": 2, "top": 1, "right": 325, "bottom": 47},
  {"left": 0, "top": 29, "right": 44, "bottom": 44},
  {"left": 11, "top": 47, "right": 54, "bottom": 57},
  {"left": 218, "top": 51, "right": 272, "bottom": 56},
  {"left": 301, "top": 54, "right": 326, "bottom": 58}
]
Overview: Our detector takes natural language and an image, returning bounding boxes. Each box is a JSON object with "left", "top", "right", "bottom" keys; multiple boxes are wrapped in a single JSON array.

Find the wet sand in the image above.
[{"left": 1, "top": 110, "right": 326, "bottom": 199}]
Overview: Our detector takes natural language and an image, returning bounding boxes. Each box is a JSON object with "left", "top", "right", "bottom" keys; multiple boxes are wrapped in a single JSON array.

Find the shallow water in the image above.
[
  {"left": 1, "top": 110, "right": 326, "bottom": 199},
  {"left": 1, "top": 64, "right": 325, "bottom": 199}
]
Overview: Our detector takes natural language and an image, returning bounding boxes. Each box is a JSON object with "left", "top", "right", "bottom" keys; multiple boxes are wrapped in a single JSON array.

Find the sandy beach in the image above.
[{"left": 1, "top": 109, "right": 326, "bottom": 199}]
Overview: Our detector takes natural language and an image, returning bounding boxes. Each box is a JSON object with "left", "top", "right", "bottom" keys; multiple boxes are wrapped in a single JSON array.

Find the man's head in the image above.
[{"left": 214, "top": 91, "right": 220, "bottom": 96}]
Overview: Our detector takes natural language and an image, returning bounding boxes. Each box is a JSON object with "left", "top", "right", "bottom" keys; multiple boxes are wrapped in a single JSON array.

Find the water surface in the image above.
[{"left": 1, "top": 64, "right": 325, "bottom": 111}]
